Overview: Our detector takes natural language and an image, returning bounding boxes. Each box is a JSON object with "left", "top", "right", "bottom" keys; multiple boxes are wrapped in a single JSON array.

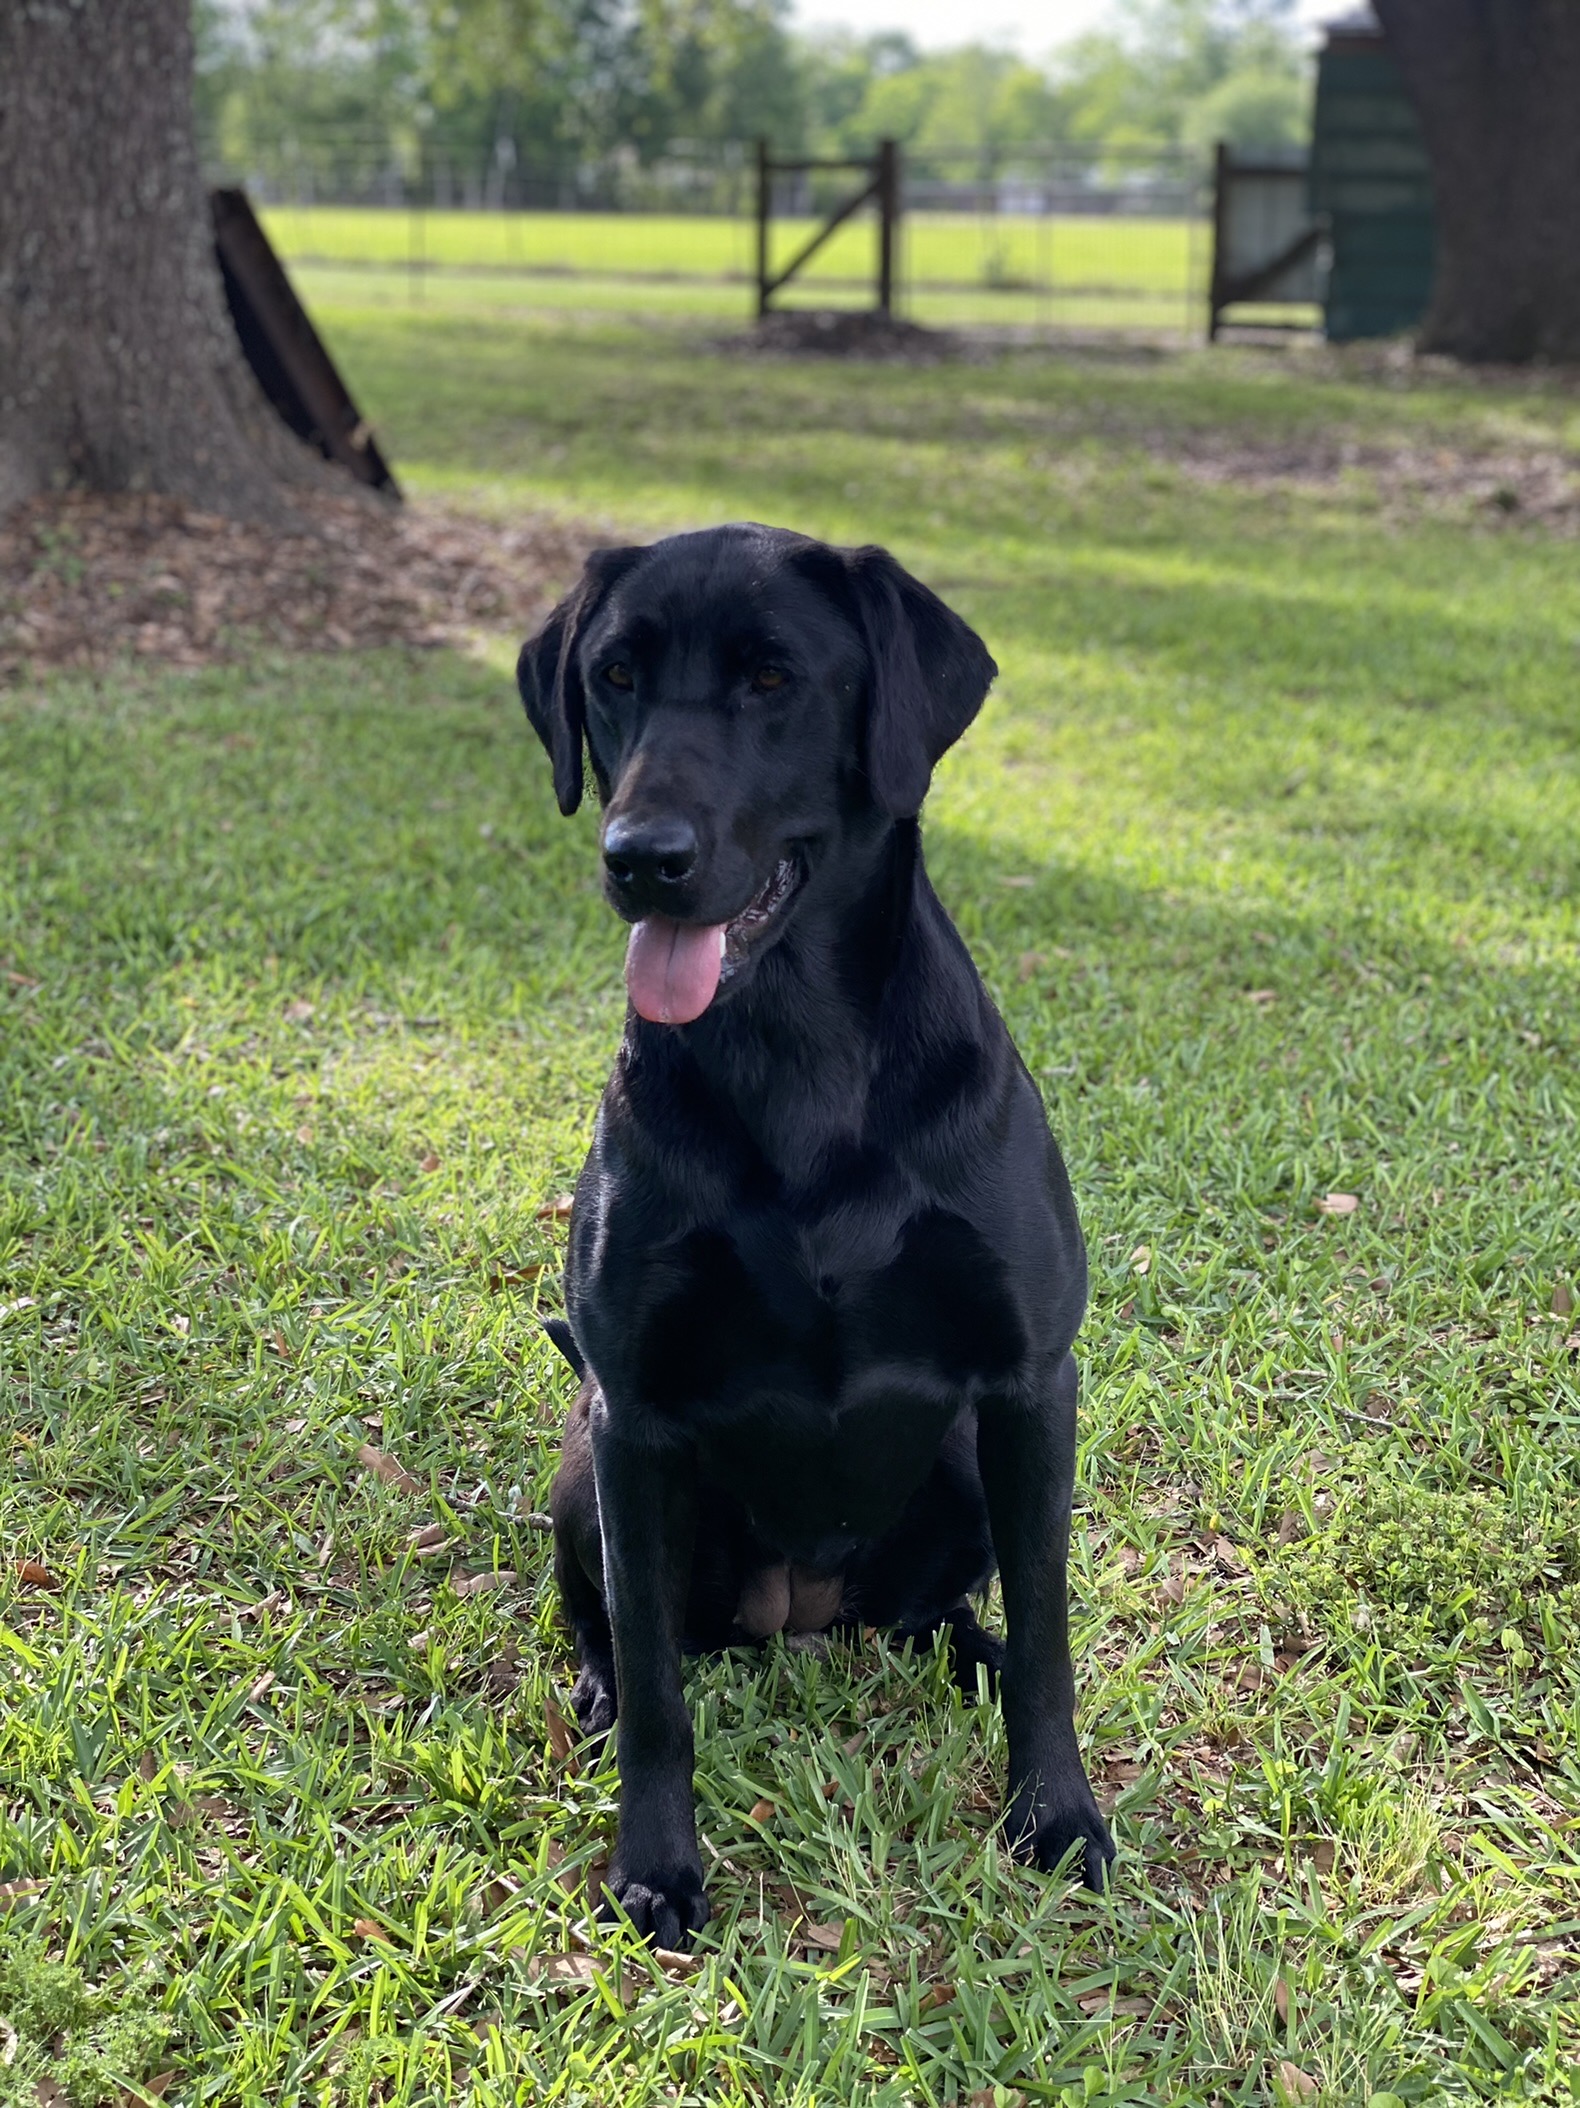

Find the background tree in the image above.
[
  {"left": 1051, "top": 0, "right": 1307, "bottom": 155},
  {"left": 1, "top": 0, "right": 324, "bottom": 522},
  {"left": 196, "top": 0, "right": 1311, "bottom": 195},
  {"left": 1372, "top": 0, "right": 1580, "bottom": 363}
]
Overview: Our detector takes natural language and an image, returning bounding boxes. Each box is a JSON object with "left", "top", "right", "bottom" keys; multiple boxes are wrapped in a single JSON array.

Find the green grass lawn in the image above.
[
  {"left": 261, "top": 206, "right": 1208, "bottom": 334},
  {"left": 3, "top": 311, "right": 1579, "bottom": 2107}
]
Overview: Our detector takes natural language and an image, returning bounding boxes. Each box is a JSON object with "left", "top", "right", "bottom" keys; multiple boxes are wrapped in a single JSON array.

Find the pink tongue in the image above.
[{"left": 625, "top": 916, "right": 726, "bottom": 1025}]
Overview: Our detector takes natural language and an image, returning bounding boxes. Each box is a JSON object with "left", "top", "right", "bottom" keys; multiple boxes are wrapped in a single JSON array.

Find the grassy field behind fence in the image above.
[
  {"left": 260, "top": 205, "right": 1207, "bottom": 332},
  {"left": 3, "top": 310, "right": 1579, "bottom": 2105}
]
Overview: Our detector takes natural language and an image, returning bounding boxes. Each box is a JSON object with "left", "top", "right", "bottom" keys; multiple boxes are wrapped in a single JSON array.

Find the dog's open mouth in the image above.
[{"left": 624, "top": 858, "right": 802, "bottom": 1026}]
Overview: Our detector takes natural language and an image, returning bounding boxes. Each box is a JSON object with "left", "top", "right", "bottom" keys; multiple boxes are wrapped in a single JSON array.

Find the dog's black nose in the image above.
[{"left": 603, "top": 814, "right": 698, "bottom": 890}]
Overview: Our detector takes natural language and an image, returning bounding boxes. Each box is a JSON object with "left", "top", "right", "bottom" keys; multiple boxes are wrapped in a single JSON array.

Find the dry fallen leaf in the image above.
[
  {"left": 483, "top": 1638, "right": 524, "bottom": 1697},
  {"left": 1016, "top": 950, "right": 1046, "bottom": 980},
  {"left": 248, "top": 1671, "right": 275, "bottom": 1703},
  {"left": 999, "top": 873, "right": 1035, "bottom": 888},
  {"left": 452, "top": 1568, "right": 517, "bottom": 1598},
  {"left": 918, "top": 1981, "right": 956, "bottom": 2012},
  {"left": 1245, "top": 988, "right": 1277, "bottom": 1005},
  {"left": 1158, "top": 1573, "right": 1188, "bottom": 1606},
  {"left": 1276, "top": 1510, "right": 1304, "bottom": 1545},
  {"left": 1213, "top": 1536, "right": 1247, "bottom": 1576},
  {"left": 410, "top": 1521, "right": 451, "bottom": 1554},
  {"left": 295, "top": 1123, "right": 314, "bottom": 1145},
  {"left": 536, "top": 1192, "right": 575, "bottom": 1221},
  {"left": 489, "top": 1262, "right": 545, "bottom": 1290},
  {"left": 282, "top": 998, "right": 315, "bottom": 1024},
  {"left": 1276, "top": 2061, "right": 1320, "bottom": 2102},
  {"left": 1274, "top": 1976, "right": 1291, "bottom": 2024},
  {"left": 0, "top": 1878, "right": 45, "bottom": 1910},
  {"left": 1311, "top": 1839, "right": 1335, "bottom": 1876},
  {"left": 1129, "top": 1244, "right": 1152, "bottom": 1274},
  {"left": 1315, "top": 1192, "right": 1359, "bottom": 1216},
  {"left": 170, "top": 1314, "right": 190, "bottom": 1337},
  {"left": 528, "top": 1952, "right": 603, "bottom": 1986},
  {"left": 16, "top": 1558, "right": 56, "bottom": 1590},
  {"left": 654, "top": 1947, "right": 703, "bottom": 1978},
  {"left": 1077, "top": 1990, "right": 1151, "bottom": 2016},
  {"left": 138, "top": 1749, "right": 159, "bottom": 1782},
  {"left": 418, "top": 1151, "right": 441, "bottom": 1174},
  {"left": 1553, "top": 1279, "right": 1575, "bottom": 1318},
  {"left": 545, "top": 1699, "right": 575, "bottom": 1763},
  {"left": 353, "top": 1917, "right": 391, "bottom": 1942},
  {"left": 748, "top": 1798, "right": 776, "bottom": 1823},
  {"left": 358, "top": 1443, "right": 421, "bottom": 1495},
  {"left": 799, "top": 1920, "right": 845, "bottom": 1951}
]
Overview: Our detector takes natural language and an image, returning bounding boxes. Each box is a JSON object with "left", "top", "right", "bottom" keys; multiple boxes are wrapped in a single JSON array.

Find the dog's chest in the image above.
[{"left": 628, "top": 1204, "right": 1027, "bottom": 1419}]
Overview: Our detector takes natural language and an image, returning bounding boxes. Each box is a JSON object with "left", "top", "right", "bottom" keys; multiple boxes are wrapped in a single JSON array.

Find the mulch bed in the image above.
[
  {"left": 724, "top": 309, "right": 963, "bottom": 363},
  {"left": 0, "top": 488, "right": 595, "bottom": 683},
  {"left": 1165, "top": 434, "right": 1580, "bottom": 528}
]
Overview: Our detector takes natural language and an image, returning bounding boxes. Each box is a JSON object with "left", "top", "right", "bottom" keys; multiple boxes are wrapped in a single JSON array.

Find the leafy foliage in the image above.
[
  {"left": 1264, "top": 1484, "right": 1580, "bottom": 1662},
  {"left": 0, "top": 1943, "right": 173, "bottom": 2108}
]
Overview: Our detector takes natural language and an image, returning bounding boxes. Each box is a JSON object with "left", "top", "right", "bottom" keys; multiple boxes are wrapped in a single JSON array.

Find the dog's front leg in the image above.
[
  {"left": 590, "top": 1401, "right": 710, "bottom": 1947},
  {"left": 978, "top": 1350, "right": 1114, "bottom": 1891}
]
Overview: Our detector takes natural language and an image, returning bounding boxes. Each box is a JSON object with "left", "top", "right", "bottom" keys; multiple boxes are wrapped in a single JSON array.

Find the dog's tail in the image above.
[{"left": 542, "top": 1317, "right": 586, "bottom": 1381}]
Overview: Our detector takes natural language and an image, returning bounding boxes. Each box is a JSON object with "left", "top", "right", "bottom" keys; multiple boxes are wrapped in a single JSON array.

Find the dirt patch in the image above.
[
  {"left": 722, "top": 309, "right": 963, "bottom": 363},
  {"left": 0, "top": 488, "right": 594, "bottom": 683},
  {"left": 1164, "top": 435, "right": 1580, "bottom": 528}
]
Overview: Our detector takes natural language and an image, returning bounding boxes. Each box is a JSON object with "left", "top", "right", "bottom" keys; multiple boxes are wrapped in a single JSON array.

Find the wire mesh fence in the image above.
[{"left": 200, "top": 127, "right": 1216, "bottom": 338}]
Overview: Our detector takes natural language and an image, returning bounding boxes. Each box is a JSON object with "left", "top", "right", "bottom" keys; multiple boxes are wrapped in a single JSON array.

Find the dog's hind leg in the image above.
[
  {"left": 919, "top": 1601, "right": 1006, "bottom": 1698},
  {"left": 550, "top": 1387, "right": 618, "bottom": 1739}
]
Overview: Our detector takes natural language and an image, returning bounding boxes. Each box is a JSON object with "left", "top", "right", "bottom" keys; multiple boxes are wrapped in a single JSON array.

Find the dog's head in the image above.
[{"left": 518, "top": 524, "right": 996, "bottom": 1024}]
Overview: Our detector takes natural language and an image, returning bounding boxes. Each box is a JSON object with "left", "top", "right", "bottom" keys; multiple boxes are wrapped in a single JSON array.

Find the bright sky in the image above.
[{"left": 790, "top": 0, "right": 1338, "bottom": 61}]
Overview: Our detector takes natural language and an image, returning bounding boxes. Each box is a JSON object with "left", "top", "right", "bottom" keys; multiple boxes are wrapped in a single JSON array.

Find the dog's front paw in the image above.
[
  {"left": 1009, "top": 1792, "right": 1115, "bottom": 1893},
  {"left": 571, "top": 1658, "right": 617, "bottom": 1741},
  {"left": 602, "top": 1861, "right": 711, "bottom": 1949}
]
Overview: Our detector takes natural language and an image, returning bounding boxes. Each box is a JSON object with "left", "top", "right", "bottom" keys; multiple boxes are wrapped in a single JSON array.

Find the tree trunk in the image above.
[
  {"left": 0, "top": 0, "right": 321, "bottom": 521},
  {"left": 1373, "top": 0, "right": 1580, "bottom": 363}
]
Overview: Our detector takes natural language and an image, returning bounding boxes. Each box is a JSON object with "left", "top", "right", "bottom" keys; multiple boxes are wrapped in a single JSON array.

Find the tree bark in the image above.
[
  {"left": 1373, "top": 0, "right": 1580, "bottom": 363},
  {"left": 0, "top": 0, "right": 322, "bottom": 521}
]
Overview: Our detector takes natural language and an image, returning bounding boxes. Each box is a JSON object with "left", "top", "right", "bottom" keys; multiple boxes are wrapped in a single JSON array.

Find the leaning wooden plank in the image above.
[{"left": 210, "top": 187, "right": 399, "bottom": 499}]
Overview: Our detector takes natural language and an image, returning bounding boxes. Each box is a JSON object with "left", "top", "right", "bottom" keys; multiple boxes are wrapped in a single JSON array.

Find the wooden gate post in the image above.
[
  {"left": 755, "top": 138, "right": 771, "bottom": 319},
  {"left": 876, "top": 139, "right": 898, "bottom": 316}
]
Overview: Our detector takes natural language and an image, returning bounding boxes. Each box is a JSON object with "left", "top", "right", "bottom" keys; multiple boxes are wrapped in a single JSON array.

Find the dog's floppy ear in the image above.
[
  {"left": 517, "top": 546, "right": 645, "bottom": 815},
  {"left": 842, "top": 544, "right": 998, "bottom": 819}
]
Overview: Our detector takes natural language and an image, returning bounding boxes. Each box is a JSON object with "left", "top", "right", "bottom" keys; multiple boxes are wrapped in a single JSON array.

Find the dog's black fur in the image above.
[{"left": 518, "top": 523, "right": 1112, "bottom": 1948}]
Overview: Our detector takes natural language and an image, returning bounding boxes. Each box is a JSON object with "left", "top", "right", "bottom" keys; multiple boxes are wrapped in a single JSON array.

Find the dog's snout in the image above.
[{"left": 603, "top": 813, "right": 698, "bottom": 890}]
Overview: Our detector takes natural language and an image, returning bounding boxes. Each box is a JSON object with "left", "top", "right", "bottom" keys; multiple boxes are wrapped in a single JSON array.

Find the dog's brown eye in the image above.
[
  {"left": 751, "top": 666, "right": 785, "bottom": 693},
  {"left": 604, "top": 663, "right": 634, "bottom": 691}
]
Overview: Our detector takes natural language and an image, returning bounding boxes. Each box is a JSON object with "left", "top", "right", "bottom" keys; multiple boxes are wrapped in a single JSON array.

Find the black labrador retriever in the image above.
[{"left": 518, "top": 523, "right": 1113, "bottom": 1948}]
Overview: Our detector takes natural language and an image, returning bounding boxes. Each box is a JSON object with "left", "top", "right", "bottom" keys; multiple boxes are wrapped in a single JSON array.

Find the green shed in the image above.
[{"left": 1310, "top": 8, "right": 1436, "bottom": 341}]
